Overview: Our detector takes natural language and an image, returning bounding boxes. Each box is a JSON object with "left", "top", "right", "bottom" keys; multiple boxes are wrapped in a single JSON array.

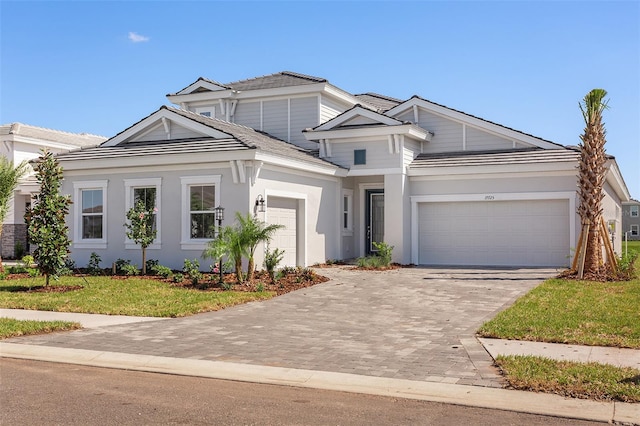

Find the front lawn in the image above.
[
  {"left": 0, "top": 317, "right": 81, "bottom": 339},
  {"left": 478, "top": 274, "right": 640, "bottom": 349},
  {"left": 496, "top": 355, "right": 640, "bottom": 403},
  {"left": 0, "top": 276, "right": 274, "bottom": 317}
]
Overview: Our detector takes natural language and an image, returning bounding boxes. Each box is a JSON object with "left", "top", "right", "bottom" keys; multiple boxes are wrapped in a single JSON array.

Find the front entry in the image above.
[{"left": 365, "top": 189, "right": 384, "bottom": 254}]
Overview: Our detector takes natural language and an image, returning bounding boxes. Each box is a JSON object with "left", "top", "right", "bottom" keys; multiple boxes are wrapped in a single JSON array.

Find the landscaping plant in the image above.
[
  {"left": 263, "top": 245, "right": 285, "bottom": 283},
  {"left": 0, "top": 157, "right": 28, "bottom": 272},
  {"left": 235, "top": 213, "right": 284, "bottom": 281},
  {"left": 24, "top": 150, "right": 72, "bottom": 286},
  {"left": 124, "top": 199, "right": 157, "bottom": 275}
]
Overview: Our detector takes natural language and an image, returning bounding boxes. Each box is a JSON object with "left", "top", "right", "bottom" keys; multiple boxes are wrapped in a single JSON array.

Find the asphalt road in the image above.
[{"left": 0, "top": 359, "right": 602, "bottom": 425}]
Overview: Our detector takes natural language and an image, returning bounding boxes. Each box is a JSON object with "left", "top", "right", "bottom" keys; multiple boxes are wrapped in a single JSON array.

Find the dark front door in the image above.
[{"left": 365, "top": 189, "right": 384, "bottom": 254}]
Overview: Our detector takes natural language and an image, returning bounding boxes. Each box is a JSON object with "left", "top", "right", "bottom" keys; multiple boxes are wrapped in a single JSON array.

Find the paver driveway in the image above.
[{"left": 7, "top": 266, "right": 556, "bottom": 387}]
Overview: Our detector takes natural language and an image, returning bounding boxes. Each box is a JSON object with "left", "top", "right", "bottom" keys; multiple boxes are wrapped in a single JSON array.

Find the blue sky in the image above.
[{"left": 1, "top": 1, "right": 638, "bottom": 197}]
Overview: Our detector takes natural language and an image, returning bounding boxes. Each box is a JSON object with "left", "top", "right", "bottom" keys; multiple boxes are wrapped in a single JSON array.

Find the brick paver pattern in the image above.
[{"left": 8, "top": 267, "right": 555, "bottom": 387}]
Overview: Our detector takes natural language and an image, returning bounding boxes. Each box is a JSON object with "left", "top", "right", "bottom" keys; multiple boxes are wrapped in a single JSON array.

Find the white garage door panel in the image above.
[
  {"left": 419, "top": 200, "right": 569, "bottom": 267},
  {"left": 267, "top": 197, "right": 297, "bottom": 267}
]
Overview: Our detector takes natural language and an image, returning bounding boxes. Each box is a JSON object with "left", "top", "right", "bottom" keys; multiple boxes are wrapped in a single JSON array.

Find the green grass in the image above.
[
  {"left": 496, "top": 355, "right": 640, "bottom": 403},
  {"left": 0, "top": 317, "right": 81, "bottom": 339},
  {"left": 478, "top": 275, "right": 640, "bottom": 348},
  {"left": 0, "top": 276, "right": 274, "bottom": 317}
]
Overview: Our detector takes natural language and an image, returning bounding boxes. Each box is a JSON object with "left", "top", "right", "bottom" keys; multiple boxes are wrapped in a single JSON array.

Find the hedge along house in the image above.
[
  {"left": 0, "top": 123, "right": 106, "bottom": 259},
  {"left": 55, "top": 71, "right": 631, "bottom": 270}
]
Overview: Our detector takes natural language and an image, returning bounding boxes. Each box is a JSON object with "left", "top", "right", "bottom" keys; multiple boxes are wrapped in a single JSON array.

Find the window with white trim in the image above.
[
  {"left": 631, "top": 205, "right": 639, "bottom": 217},
  {"left": 180, "top": 175, "right": 221, "bottom": 249},
  {"left": 342, "top": 189, "right": 353, "bottom": 235},
  {"left": 632, "top": 225, "right": 639, "bottom": 236},
  {"left": 73, "top": 181, "right": 108, "bottom": 249},
  {"left": 195, "top": 107, "right": 214, "bottom": 118},
  {"left": 124, "top": 178, "right": 161, "bottom": 249}
]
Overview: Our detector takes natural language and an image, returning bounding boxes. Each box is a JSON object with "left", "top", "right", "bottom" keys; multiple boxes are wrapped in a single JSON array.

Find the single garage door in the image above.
[
  {"left": 418, "top": 199, "right": 569, "bottom": 267},
  {"left": 267, "top": 197, "right": 298, "bottom": 267}
]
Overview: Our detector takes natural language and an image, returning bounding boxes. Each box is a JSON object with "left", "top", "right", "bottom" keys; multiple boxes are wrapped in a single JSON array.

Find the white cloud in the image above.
[{"left": 128, "top": 32, "right": 150, "bottom": 43}]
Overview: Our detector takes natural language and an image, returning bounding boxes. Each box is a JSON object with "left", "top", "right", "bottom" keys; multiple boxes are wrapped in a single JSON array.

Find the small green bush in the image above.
[
  {"left": 256, "top": 282, "right": 265, "bottom": 292},
  {"left": 172, "top": 273, "right": 184, "bottom": 283},
  {"left": 145, "top": 259, "right": 159, "bottom": 274},
  {"left": 151, "top": 264, "right": 173, "bottom": 279},
  {"left": 618, "top": 250, "right": 639, "bottom": 279},
  {"left": 183, "top": 259, "right": 202, "bottom": 285},
  {"left": 121, "top": 263, "right": 139, "bottom": 276},
  {"left": 372, "top": 242, "right": 393, "bottom": 266},
  {"left": 114, "top": 259, "right": 131, "bottom": 275},
  {"left": 87, "top": 252, "right": 102, "bottom": 276},
  {"left": 27, "top": 268, "right": 39, "bottom": 278},
  {"left": 14, "top": 241, "right": 25, "bottom": 259},
  {"left": 264, "top": 246, "right": 285, "bottom": 283},
  {"left": 0, "top": 272, "right": 7, "bottom": 280}
]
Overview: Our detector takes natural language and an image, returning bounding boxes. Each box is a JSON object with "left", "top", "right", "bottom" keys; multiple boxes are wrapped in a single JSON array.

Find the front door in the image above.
[{"left": 366, "top": 189, "right": 384, "bottom": 254}]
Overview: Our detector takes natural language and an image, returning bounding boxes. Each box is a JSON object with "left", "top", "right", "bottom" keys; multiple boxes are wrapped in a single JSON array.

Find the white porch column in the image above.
[{"left": 384, "top": 173, "right": 411, "bottom": 264}]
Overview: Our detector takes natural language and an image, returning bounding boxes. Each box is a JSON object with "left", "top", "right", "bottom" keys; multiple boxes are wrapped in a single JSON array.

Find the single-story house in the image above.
[
  {"left": 54, "top": 71, "right": 631, "bottom": 270},
  {"left": 0, "top": 123, "right": 105, "bottom": 259},
  {"left": 622, "top": 199, "right": 640, "bottom": 241}
]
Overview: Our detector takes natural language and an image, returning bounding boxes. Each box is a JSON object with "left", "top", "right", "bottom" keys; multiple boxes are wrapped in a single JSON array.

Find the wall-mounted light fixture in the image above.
[{"left": 255, "top": 194, "right": 266, "bottom": 214}]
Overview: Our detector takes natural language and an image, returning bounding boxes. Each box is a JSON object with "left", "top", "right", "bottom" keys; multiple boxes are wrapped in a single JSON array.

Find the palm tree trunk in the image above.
[
  {"left": 247, "top": 257, "right": 255, "bottom": 281},
  {"left": 235, "top": 257, "right": 244, "bottom": 283}
]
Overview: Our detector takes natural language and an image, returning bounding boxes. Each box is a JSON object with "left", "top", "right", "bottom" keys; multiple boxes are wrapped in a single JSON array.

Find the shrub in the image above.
[
  {"left": 20, "top": 255, "right": 35, "bottom": 268},
  {"left": 372, "top": 242, "right": 394, "bottom": 266},
  {"left": 172, "top": 273, "right": 184, "bottom": 283},
  {"left": 121, "top": 263, "right": 139, "bottom": 276},
  {"left": 0, "top": 271, "right": 8, "bottom": 280},
  {"left": 151, "top": 264, "right": 173, "bottom": 279},
  {"left": 617, "top": 250, "right": 639, "bottom": 280},
  {"left": 27, "top": 268, "right": 39, "bottom": 278},
  {"left": 87, "top": 252, "right": 102, "bottom": 276},
  {"left": 256, "top": 282, "right": 265, "bottom": 292},
  {"left": 114, "top": 259, "right": 131, "bottom": 275},
  {"left": 145, "top": 259, "right": 159, "bottom": 275},
  {"left": 221, "top": 281, "right": 233, "bottom": 291},
  {"left": 263, "top": 246, "right": 285, "bottom": 283},
  {"left": 183, "top": 258, "right": 202, "bottom": 285},
  {"left": 8, "top": 265, "right": 28, "bottom": 274}
]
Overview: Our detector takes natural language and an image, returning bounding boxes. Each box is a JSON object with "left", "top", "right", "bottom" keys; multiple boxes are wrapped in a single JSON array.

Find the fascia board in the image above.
[
  {"left": 315, "top": 107, "right": 402, "bottom": 131},
  {"left": 388, "top": 98, "right": 561, "bottom": 149},
  {"left": 304, "top": 124, "right": 429, "bottom": 141},
  {"left": 176, "top": 80, "right": 229, "bottom": 95},
  {"left": 606, "top": 159, "right": 631, "bottom": 201},
  {"left": 11, "top": 135, "right": 97, "bottom": 151},
  {"left": 407, "top": 160, "right": 577, "bottom": 177},
  {"left": 323, "top": 84, "right": 364, "bottom": 107},
  {"left": 255, "top": 152, "right": 347, "bottom": 177},
  {"left": 59, "top": 149, "right": 256, "bottom": 172},
  {"left": 168, "top": 83, "right": 330, "bottom": 105},
  {"left": 103, "top": 109, "right": 232, "bottom": 146}
]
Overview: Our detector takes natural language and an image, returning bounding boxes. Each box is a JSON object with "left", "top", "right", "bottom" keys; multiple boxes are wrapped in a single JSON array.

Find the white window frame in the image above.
[
  {"left": 342, "top": 189, "right": 353, "bottom": 236},
  {"left": 195, "top": 107, "right": 214, "bottom": 118},
  {"left": 631, "top": 205, "right": 639, "bottom": 217},
  {"left": 73, "top": 180, "right": 108, "bottom": 249},
  {"left": 124, "top": 178, "right": 162, "bottom": 250},
  {"left": 180, "top": 175, "right": 221, "bottom": 250},
  {"left": 631, "top": 224, "right": 639, "bottom": 236}
]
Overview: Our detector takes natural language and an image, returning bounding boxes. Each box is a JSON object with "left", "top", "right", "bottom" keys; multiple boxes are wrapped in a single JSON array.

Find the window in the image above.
[
  {"left": 181, "top": 175, "right": 221, "bottom": 249},
  {"left": 631, "top": 205, "right": 639, "bottom": 217},
  {"left": 73, "top": 181, "right": 108, "bottom": 248},
  {"left": 632, "top": 225, "right": 639, "bottom": 237},
  {"left": 354, "top": 149, "right": 366, "bottom": 165},
  {"left": 124, "top": 178, "right": 161, "bottom": 249},
  {"left": 195, "top": 107, "right": 214, "bottom": 118},
  {"left": 342, "top": 189, "right": 353, "bottom": 235},
  {"left": 189, "top": 185, "right": 216, "bottom": 238}
]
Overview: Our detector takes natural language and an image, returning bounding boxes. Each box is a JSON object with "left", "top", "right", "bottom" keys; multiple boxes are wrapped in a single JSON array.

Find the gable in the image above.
[
  {"left": 172, "top": 78, "right": 230, "bottom": 96},
  {"left": 315, "top": 105, "right": 403, "bottom": 131},
  {"left": 102, "top": 108, "right": 232, "bottom": 147},
  {"left": 387, "top": 97, "right": 562, "bottom": 150}
]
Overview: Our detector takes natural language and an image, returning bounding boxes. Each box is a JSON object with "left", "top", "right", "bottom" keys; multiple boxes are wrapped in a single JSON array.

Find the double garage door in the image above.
[{"left": 418, "top": 199, "right": 570, "bottom": 267}]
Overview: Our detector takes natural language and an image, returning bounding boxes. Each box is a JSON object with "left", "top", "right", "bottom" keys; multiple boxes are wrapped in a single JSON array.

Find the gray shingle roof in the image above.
[
  {"left": 354, "top": 93, "right": 403, "bottom": 112},
  {"left": 57, "top": 106, "right": 343, "bottom": 170},
  {"left": 409, "top": 148, "right": 580, "bottom": 169},
  {"left": 225, "top": 71, "right": 326, "bottom": 91},
  {"left": 0, "top": 123, "right": 106, "bottom": 147}
]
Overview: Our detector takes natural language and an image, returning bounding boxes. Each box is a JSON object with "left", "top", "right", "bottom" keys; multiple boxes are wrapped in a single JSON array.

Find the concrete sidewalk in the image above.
[{"left": 0, "top": 308, "right": 167, "bottom": 328}]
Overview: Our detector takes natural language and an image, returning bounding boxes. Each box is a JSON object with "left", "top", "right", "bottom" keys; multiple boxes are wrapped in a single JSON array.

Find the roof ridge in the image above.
[
  {"left": 225, "top": 71, "right": 326, "bottom": 87},
  {"left": 355, "top": 92, "right": 404, "bottom": 103},
  {"left": 2, "top": 122, "right": 106, "bottom": 139}
]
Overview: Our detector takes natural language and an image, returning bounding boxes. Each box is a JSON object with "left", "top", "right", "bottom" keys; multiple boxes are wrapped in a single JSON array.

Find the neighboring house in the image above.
[
  {"left": 0, "top": 123, "right": 106, "bottom": 259},
  {"left": 55, "top": 71, "right": 631, "bottom": 270},
  {"left": 622, "top": 199, "right": 640, "bottom": 241}
]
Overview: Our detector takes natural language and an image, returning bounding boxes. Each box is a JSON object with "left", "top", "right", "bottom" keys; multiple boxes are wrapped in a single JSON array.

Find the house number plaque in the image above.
[{"left": 484, "top": 195, "right": 495, "bottom": 200}]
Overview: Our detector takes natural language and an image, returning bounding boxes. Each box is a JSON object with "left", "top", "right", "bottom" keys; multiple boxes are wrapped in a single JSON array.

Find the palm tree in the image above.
[
  {"left": 576, "top": 89, "right": 609, "bottom": 276},
  {"left": 0, "top": 157, "right": 29, "bottom": 272},
  {"left": 235, "top": 212, "right": 284, "bottom": 281}
]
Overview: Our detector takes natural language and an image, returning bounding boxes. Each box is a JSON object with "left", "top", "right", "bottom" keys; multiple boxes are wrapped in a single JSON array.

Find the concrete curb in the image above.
[{"left": 2, "top": 342, "right": 638, "bottom": 424}]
